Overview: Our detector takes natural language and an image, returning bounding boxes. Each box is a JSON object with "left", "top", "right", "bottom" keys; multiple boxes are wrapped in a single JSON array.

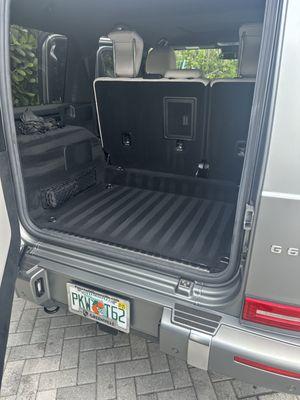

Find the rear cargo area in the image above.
[
  {"left": 18, "top": 123, "right": 237, "bottom": 272},
  {"left": 34, "top": 166, "right": 237, "bottom": 272},
  {"left": 11, "top": 0, "right": 265, "bottom": 276},
  {"left": 16, "top": 110, "right": 241, "bottom": 271}
]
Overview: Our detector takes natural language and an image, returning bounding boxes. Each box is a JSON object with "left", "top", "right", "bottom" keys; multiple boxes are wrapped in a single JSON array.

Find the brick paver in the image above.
[{"left": 0, "top": 295, "right": 297, "bottom": 400}]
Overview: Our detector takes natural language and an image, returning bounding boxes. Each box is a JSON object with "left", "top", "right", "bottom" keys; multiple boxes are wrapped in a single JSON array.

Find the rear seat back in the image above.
[
  {"left": 95, "top": 31, "right": 209, "bottom": 176},
  {"left": 95, "top": 79, "right": 209, "bottom": 175},
  {"left": 207, "top": 79, "right": 255, "bottom": 182},
  {"left": 206, "top": 24, "right": 262, "bottom": 183}
]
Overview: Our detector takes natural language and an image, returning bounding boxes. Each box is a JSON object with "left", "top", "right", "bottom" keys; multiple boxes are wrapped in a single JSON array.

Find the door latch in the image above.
[
  {"left": 176, "top": 278, "right": 194, "bottom": 296},
  {"left": 243, "top": 204, "right": 254, "bottom": 231}
]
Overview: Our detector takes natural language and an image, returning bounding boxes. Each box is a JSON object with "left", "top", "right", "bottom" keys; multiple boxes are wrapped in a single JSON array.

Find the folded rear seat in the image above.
[
  {"left": 94, "top": 30, "right": 209, "bottom": 177},
  {"left": 206, "top": 24, "right": 262, "bottom": 183}
]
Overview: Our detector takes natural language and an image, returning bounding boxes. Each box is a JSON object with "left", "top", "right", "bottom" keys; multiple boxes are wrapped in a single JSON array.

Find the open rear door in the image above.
[{"left": 0, "top": 110, "right": 21, "bottom": 386}]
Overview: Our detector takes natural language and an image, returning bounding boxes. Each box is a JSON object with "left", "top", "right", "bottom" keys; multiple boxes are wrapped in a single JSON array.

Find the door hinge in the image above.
[{"left": 243, "top": 204, "right": 254, "bottom": 231}]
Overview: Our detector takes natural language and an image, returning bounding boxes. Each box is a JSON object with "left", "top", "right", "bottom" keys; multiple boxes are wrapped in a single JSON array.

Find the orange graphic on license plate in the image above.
[{"left": 92, "top": 300, "right": 104, "bottom": 315}]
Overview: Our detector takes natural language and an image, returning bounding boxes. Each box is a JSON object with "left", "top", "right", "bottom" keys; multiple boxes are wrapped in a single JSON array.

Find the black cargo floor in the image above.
[{"left": 36, "top": 184, "right": 236, "bottom": 271}]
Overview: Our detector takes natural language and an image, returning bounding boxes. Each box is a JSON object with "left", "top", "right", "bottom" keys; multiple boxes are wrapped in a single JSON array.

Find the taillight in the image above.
[
  {"left": 242, "top": 297, "right": 300, "bottom": 331},
  {"left": 234, "top": 356, "right": 300, "bottom": 379}
]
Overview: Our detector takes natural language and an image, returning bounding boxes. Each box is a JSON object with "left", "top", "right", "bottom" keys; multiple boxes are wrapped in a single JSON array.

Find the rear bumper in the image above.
[
  {"left": 209, "top": 325, "right": 300, "bottom": 394},
  {"left": 16, "top": 257, "right": 300, "bottom": 395},
  {"left": 158, "top": 307, "right": 300, "bottom": 395}
]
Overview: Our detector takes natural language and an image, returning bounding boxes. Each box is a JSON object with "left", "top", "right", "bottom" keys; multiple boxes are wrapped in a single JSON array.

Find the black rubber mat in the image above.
[{"left": 36, "top": 184, "right": 236, "bottom": 270}]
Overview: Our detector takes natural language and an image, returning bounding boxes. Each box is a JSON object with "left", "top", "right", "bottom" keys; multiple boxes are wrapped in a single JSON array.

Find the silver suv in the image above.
[{"left": 1, "top": 0, "right": 300, "bottom": 394}]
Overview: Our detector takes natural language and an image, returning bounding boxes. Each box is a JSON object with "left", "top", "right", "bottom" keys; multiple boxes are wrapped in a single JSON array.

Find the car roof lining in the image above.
[{"left": 10, "top": 0, "right": 265, "bottom": 48}]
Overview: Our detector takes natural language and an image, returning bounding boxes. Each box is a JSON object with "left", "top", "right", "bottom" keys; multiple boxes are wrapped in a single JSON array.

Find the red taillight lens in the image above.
[
  {"left": 234, "top": 356, "right": 300, "bottom": 379},
  {"left": 243, "top": 297, "right": 300, "bottom": 331}
]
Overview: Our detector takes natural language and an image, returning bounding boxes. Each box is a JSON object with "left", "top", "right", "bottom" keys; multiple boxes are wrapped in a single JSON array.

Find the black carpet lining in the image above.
[{"left": 36, "top": 184, "right": 236, "bottom": 271}]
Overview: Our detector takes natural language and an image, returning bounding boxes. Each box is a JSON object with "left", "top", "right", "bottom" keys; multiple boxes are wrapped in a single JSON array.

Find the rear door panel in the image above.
[
  {"left": 246, "top": 195, "right": 300, "bottom": 306},
  {"left": 0, "top": 181, "right": 11, "bottom": 286},
  {"left": 246, "top": 0, "right": 300, "bottom": 306},
  {"left": 0, "top": 110, "right": 21, "bottom": 386}
]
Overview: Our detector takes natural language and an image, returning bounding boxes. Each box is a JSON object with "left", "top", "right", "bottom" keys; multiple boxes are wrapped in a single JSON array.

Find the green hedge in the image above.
[
  {"left": 176, "top": 49, "right": 238, "bottom": 79},
  {"left": 10, "top": 25, "right": 39, "bottom": 107}
]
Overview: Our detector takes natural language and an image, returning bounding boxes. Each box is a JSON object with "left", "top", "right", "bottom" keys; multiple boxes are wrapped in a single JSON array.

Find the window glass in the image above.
[
  {"left": 10, "top": 25, "right": 68, "bottom": 107},
  {"left": 42, "top": 34, "right": 68, "bottom": 104},
  {"left": 175, "top": 48, "right": 238, "bottom": 79}
]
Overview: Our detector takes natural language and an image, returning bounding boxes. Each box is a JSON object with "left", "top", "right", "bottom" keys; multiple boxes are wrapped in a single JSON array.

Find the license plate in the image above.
[{"left": 67, "top": 283, "right": 130, "bottom": 333}]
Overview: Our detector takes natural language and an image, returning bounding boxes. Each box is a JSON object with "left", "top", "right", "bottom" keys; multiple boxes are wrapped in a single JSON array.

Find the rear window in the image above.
[{"left": 175, "top": 48, "right": 238, "bottom": 79}]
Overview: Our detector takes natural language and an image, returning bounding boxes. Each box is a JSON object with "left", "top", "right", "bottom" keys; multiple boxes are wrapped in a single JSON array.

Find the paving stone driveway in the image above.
[{"left": 0, "top": 295, "right": 297, "bottom": 400}]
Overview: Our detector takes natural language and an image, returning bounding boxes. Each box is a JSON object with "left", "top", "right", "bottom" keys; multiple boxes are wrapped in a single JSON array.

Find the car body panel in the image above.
[
  {"left": 1, "top": 0, "right": 300, "bottom": 394},
  {"left": 0, "top": 116, "right": 21, "bottom": 385},
  {"left": 245, "top": 0, "right": 300, "bottom": 307}
]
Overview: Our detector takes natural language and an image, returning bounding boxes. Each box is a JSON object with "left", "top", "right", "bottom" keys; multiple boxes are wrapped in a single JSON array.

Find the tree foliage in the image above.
[
  {"left": 10, "top": 25, "right": 39, "bottom": 107},
  {"left": 175, "top": 49, "right": 238, "bottom": 79}
]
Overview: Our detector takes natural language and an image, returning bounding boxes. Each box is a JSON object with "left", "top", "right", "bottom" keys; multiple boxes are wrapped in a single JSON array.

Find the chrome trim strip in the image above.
[{"left": 262, "top": 191, "right": 300, "bottom": 200}]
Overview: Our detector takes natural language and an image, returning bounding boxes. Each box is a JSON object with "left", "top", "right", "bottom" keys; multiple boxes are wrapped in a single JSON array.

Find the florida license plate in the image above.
[{"left": 67, "top": 283, "right": 130, "bottom": 333}]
